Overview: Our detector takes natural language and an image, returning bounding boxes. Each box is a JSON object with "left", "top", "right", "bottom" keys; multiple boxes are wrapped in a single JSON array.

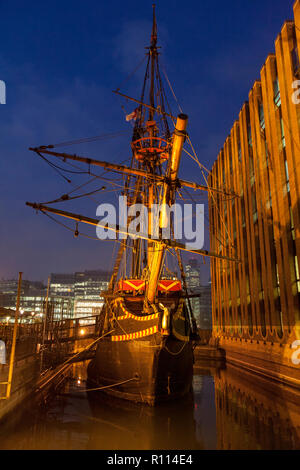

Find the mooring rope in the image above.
[
  {"left": 76, "top": 376, "right": 139, "bottom": 393},
  {"left": 36, "top": 329, "right": 115, "bottom": 392}
]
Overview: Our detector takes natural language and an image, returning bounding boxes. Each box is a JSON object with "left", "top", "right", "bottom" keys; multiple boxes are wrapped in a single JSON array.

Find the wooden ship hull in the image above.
[
  {"left": 87, "top": 335, "right": 193, "bottom": 405},
  {"left": 87, "top": 289, "right": 194, "bottom": 405}
]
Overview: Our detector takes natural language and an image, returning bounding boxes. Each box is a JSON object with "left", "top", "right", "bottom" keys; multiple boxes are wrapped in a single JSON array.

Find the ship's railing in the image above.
[
  {"left": 0, "top": 315, "right": 101, "bottom": 365},
  {"left": 131, "top": 136, "right": 170, "bottom": 161}
]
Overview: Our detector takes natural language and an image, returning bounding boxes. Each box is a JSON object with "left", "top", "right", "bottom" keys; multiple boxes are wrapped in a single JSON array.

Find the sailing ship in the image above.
[{"left": 26, "top": 6, "right": 238, "bottom": 405}]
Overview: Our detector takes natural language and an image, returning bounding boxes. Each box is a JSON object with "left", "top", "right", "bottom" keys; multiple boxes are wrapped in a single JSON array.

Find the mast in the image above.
[
  {"left": 149, "top": 3, "right": 157, "bottom": 122},
  {"left": 146, "top": 114, "right": 188, "bottom": 304},
  {"left": 147, "top": 3, "right": 158, "bottom": 272}
]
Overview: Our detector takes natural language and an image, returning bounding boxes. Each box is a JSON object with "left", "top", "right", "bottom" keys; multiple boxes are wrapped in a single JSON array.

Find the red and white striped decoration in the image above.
[{"left": 111, "top": 325, "right": 158, "bottom": 342}]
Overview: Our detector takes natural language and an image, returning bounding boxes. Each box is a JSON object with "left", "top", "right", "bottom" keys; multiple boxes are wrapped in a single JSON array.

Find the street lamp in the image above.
[{"left": 20, "top": 309, "right": 24, "bottom": 325}]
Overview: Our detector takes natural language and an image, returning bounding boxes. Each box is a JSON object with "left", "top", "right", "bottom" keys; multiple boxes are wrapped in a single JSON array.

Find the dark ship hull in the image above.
[{"left": 87, "top": 294, "right": 194, "bottom": 405}]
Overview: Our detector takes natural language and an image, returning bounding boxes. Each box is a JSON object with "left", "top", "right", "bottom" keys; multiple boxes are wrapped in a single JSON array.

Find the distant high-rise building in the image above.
[
  {"left": 185, "top": 259, "right": 201, "bottom": 327},
  {"left": 0, "top": 279, "right": 45, "bottom": 296},
  {"left": 185, "top": 259, "right": 212, "bottom": 329},
  {"left": 0, "top": 269, "right": 110, "bottom": 322},
  {"left": 199, "top": 284, "right": 212, "bottom": 330},
  {"left": 0, "top": 278, "right": 73, "bottom": 322},
  {"left": 49, "top": 273, "right": 75, "bottom": 297},
  {"left": 50, "top": 269, "right": 109, "bottom": 318}
]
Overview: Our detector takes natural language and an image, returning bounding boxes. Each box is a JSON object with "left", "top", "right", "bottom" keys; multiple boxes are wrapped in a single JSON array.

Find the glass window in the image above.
[
  {"left": 266, "top": 191, "right": 272, "bottom": 210},
  {"left": 294, "top": 256, "right": 300, "bottom": 293},
  {"left": 229, "top": 155, "right": 233, "bottom": 174},
  {"left": 238, "top": 142, "right": 242, "bottom": 162},
  {"left": 290, "top": 206, "right": 295, "bottom": 241},
  {"left": 265, "top": 141, "right": 269, "bottom": 168},
  {"left": 291, "top": 46, "right": 300, "bottom": 77},
  {"left": 275, "top": 263, "right": 280, "bottom": 285},
  {"left": 247, "top": 124, "right": 252, "bottom": 147},
  {"left": 285, "top": 159, "right": 290, "bottom": 192},
  {"left": 280, "top": 118, "right": 286, "bottom": 148},
  {"left": 259, "top": 103, "right": 265, "bottom": 129},
  {"left": 252, "top": 190, "right": 258, "bottom": 223},
  {"left": 273, "top": 77, "right": 281, "bottom": 107}
]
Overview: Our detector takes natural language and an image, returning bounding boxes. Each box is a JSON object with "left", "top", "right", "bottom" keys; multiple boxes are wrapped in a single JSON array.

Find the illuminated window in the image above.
[{"left": 275, "top": 263, "right": 280, "bottom": 295}]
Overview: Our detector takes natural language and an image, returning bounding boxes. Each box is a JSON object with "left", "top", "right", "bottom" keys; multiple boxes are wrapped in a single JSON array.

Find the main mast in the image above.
[
  {"left": 147, "top": 4, "right": 158, "bottom": 283},
  {"left": 127, "top": 5, "right": 189, "bottom": 305}
]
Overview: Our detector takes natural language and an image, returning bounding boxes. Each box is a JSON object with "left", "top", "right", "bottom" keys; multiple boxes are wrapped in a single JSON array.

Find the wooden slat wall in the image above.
[{"left": 209, "top": 1, "right": 300, "bottom": 347}]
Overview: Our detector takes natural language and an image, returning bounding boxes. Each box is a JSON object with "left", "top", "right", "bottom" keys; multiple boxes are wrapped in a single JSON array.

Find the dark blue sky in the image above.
[{"left": 0, "top": 0, "right": 295, "bottom": 282}]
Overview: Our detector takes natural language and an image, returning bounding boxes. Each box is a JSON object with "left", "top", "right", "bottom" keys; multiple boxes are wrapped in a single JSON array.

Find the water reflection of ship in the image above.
[
  {"left": 1, "top": 361, "right": 299, "bottom": 450},
  {"left": 85, "top": 387, "right": 201, "bottom": 450},
  {"left": 4, "top": 381, "right": 200, "bottom": 450},
  {"left": 62, "top": 360, "right": 200, "bottom": 449},
  {"left": 214, "top": 364, "right": 300, "bottom": 450}
]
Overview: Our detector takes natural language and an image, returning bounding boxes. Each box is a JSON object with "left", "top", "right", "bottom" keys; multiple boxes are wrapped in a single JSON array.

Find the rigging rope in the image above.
[
  {"left": 182, "top": 186, "right": 227, "bottom": 248},
  {"left": 161, "top": 60, "right": 183, "bottom": 115},
  {"left": 36, "top": 150, "right": 131, "bottom": 205},
  {"left": 36, "top": 329, "right": 115, "bottom": 392},
  {"left": 158, "top": 57, "right": 235, "bottom": 254},
  {"left": 50, "top": 130, "right": 130, "bottom": 148},
  {"left": 76, "top": 376, "right": 139, "bottom": 393},
  {"left": 114, "top": 55, "right": 147, "bottom": 93},
  {"left": 40, "top": 186, "right": 106, "bottom": 205},
  {"left": 40, "top": 211, "right": 123, "bottom": 243},
  {"left": 36, "top": 151, "right": 88, "bottom": 176},
  {"left": 185, "top": 135, "right": 235, "bottom": 250}
]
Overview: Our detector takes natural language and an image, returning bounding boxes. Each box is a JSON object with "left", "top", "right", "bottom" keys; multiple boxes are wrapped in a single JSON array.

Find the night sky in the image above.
[{"left": 0, "top": 0, "right": 294, "bottom": 282}]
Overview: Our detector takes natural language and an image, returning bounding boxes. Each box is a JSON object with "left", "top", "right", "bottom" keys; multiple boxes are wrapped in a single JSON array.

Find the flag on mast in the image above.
[{"left": 125, "top": 108, "right": 138, "bottom": 122}]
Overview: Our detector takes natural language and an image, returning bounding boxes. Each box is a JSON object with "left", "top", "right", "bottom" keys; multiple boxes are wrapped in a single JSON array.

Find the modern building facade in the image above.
[
  {"left": 208, "top": 0, "right": 300, "bottom": 384},
  {"left": 0, "top": 270, "right": 109, "bottom": 322},
  {"left": 49, "top": 273, "right": 74, "bottom": 297},
  {"left": 50, "top": 270, "right": 109, "bottom": 318},
  {"left": 0, "top": 279, "right": 45, "bottom": 296},
  {"left": 198, "top": 284, "right": 212, "bottom": 330},
  {"left": 0, "top": 291, "right": 73, "bottom": 322},
  {"left": 185, "top": 259, "right": 201, "bottom": 326}
]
